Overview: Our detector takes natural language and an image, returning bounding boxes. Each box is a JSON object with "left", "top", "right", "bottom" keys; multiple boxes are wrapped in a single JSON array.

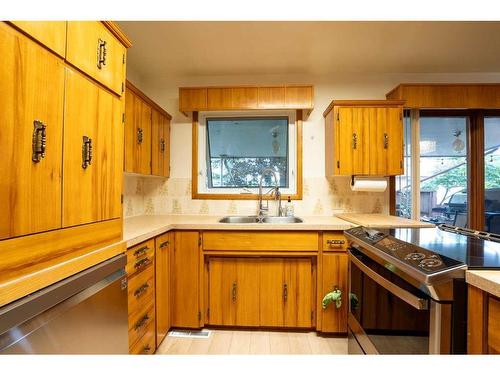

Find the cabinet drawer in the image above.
[
  {"left": 129, "top": 303, "right": 155, "bottom": 347},
  {"left": 203, "top": 231, "right": 318, "bottom": 252},
  {"left": 126, "top": 239, "right": 155, "bottom": 276},
  {"left": 66, "top": 21, "right": 125, "bottom": 96},
  {"left": 129, "top": 320, "right": 156, "bottom": 354},
  {"left": 322, "top": 232, "right": 347, "bottom": 252},
  {"left": 128, "top": 266, "right": 155, "bottom": 315}
]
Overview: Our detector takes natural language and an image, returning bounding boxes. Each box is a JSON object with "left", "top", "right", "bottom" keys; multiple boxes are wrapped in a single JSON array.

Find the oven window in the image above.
[{"left": 349, "top": 250, "right": 430, "bottom": 354}]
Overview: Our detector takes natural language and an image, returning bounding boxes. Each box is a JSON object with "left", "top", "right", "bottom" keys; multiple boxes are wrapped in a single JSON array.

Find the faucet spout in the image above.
[{"left": 258, "top": 168, "right": 281, "bottom": 217}]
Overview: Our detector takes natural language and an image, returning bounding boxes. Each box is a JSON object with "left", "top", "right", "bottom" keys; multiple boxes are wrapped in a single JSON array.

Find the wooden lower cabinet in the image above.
[
  {"left": 208, "top": 258, "right": 260, "bottom": 327},
  {"left": 468, "top": 285, "right": 500, "bottom": 354},
  {"left": 155, "top": 232, "right": 172, "bottom": 347},
  {"left": 208, "top": 257, "right": 313, "bottom": 328},
  {"left": 171, "top": 231, "right": 202, "bottom": 328},
  {"left": 319, "top": 253, "right": 348, "bottom": 333}
]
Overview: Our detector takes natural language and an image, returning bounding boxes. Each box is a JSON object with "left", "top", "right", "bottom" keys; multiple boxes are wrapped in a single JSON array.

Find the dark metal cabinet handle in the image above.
[
  {"left": 137, "top": 128, "right": 143, "bottom": 144},
  {"left": 383, "top": 133, "right": 389, "bottom": 149},
  {"left": 133, "top": 246, "right": 149, "bottom": 257},
  {"left": 133, "top": 282, "right": 150, "bottom": 298},
  {"left": 32, "top": 120, "right": 47, "bottom": 163},
  {"left": 159, "top": 240, "right": 169, "bottom": 249},
  {"left": 97, "top": 38, "right": 107, "bottom": 69},
  {"left": 352, "top": 133, "right": 358, "bottom": 150},
  {"left": 232, "top": 282, "right": 237, "bottom": 302},
  {"left": 142, "top": 345, "right": 151, "bottom": 354},
  {"left": 160, "top": 138, "right": 165, "bottom": 152},
  {"left": 134, "top": 257, "right": 151, "bottom": 270},
  {"left": 327, "top": 239, "right": 345, "bottom": 248},
  {"left": 82, "top": 136, "right": 92, "bottom": 169},
  {"left": 283, "top": 283, "right": 288, "bottom": 302},
  {"left": 134, "top": 313, "right": 150, "bottom": 331}
]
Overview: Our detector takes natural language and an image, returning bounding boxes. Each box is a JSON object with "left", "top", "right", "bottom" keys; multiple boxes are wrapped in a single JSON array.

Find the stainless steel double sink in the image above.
[{"left": 219, "top": 216, "right": 303, "bottom": 224}]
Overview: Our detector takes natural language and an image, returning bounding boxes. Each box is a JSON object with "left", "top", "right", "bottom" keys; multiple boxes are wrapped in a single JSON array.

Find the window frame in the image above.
[
  {"left": 393, "top": 109, "right": 500, "bottom": 231},
  {"left": 191, "top": 110, "right": 303, "bottom": 200}
]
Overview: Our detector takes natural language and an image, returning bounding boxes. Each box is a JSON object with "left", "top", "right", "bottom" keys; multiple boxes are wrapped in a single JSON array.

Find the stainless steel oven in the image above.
[{"left": 347, "top": 246, "right": 466, "bottom": 354}]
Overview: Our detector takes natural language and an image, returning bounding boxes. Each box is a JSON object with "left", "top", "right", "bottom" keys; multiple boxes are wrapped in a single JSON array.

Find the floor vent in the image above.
[{"left": 168, "top": 329, "right": 211, "bottom": 338}]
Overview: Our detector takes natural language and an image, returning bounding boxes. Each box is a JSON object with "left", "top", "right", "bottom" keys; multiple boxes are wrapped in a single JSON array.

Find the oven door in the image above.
[{"left": 348, "top": 247, "right": 431, "bottom": 354}]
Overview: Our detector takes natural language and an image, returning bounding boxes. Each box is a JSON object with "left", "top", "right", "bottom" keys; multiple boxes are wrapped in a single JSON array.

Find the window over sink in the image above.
[{"left": 194, "top": 111, "right": 300, "bottom": 199}]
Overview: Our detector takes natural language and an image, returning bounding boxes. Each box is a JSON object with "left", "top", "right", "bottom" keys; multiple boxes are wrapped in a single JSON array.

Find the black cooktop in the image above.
[{"left": 346, "top": 226, "right": 500, "bottom": 271}]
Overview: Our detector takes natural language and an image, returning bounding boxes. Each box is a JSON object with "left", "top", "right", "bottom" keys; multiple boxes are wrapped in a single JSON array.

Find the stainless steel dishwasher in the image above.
[{"left": 0, "top": 254, "right": 128, "bottom": 354}]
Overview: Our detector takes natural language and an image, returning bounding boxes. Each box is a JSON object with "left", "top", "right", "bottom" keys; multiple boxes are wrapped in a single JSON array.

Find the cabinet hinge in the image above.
[
  {"left": 337, "top": 112, "right": 339, "bottom": 121},
  {"left": 122, "top": 113, "right": 125, "bottom": 124},
  {"left": 198, "top": 311, "right": 202, "bottom": 321},
  {"left": 207, "top": 308, "right": 210, "bottom": 319},
  {"left": 337, "top": 160, "right": 340, "bottom": 169},
  {"left": 311, "top": 311, "right": 314, "bottom": 321},
  {"left": 198, "top": 235, "right": 202, "bottom": 246},
  {"left": 122, "top": 53, "right": 126, "bottom": 64},
  {"left": 400, "top": 160, "right": 403, "bottom": 169},
  {"left": 121, "top": 82, "right": 124, "bottom": 93},
  {"left": 120, "top": 194, "right": 123, "bottom": 204}
]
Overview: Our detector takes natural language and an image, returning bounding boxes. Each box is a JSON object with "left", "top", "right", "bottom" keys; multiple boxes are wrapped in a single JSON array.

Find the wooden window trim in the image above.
[{"left": 191, "top": 110, "right": 303, "bottom": 200}]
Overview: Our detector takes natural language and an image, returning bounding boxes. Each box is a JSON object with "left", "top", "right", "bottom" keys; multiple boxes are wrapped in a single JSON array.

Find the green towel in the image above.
[{"left": 322, "top": 288, "right": 342, "bottom": 309}]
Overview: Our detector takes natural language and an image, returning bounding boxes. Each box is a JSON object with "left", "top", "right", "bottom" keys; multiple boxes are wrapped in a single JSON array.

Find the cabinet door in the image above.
[
  {"left": 337, "top": 107, "right": 370, "bottom": 175},
  {"left": 283, "top": 258, "right": 313, "bottom": 328},
  {"left": 235, "top": 259, "right": 260, "bottom": 326},
  {"left": 63, "top": 68, "right": 123, "bottom": 227},
  {"left": 259, "top": 259, "right": 285, "bottom": 327},
  {"left": 208, "top": 258, "right": 237, "bottom": 326},
  {"left": 320, "top": 253, "right": 348, "bottom": 333},
  {"left": 171, "top": 231, "right": 201, "bottom": 328},
  {"left": 155, "top": 232, "right": 171, "bottom": 347},
  {"left": 10, "top": 21, "right": 67, "bottom": 57},
  {"left": 124, "top": 90, "right": 152, "bottom": 174},
  {"left": 0, "top": 22, "right": 65, "bottom": 240},
  {"left": 385, "top": 107, "right": 404, "bottom": 175},
  {"left": 66, "top": 21, "right": 126, "bottom": 96},
  {"left": 151, "top": 111, "right": 170, "bottom": 177}
]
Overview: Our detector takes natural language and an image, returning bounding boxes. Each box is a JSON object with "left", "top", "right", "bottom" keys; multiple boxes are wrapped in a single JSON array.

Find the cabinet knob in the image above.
[{"left": 32, "top": 120, "right": 47, "bottom": 163}]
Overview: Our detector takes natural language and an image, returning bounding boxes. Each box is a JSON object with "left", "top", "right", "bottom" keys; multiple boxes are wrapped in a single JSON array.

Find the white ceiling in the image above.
[{"left": 118, "top": 21, "right": 500, "bottom": 83}]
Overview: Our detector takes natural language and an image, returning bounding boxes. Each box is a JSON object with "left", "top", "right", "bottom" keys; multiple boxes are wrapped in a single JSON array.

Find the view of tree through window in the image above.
[
  {"left": 206, "top": 117, "right": 289, "bottom": 188},
  {"left": 484, "top": 117, "right": 500, "bottom": 234}
]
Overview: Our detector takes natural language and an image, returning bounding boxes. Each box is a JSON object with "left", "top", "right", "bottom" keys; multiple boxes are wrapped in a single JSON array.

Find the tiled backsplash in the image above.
[{"left": 124, "top": 175, "right": 389, "bottom": 218}]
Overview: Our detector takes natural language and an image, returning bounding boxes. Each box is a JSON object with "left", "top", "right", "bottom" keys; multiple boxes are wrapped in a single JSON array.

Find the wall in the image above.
[{"left": 124, "top": 72, "right": 500, "bottom": 217}]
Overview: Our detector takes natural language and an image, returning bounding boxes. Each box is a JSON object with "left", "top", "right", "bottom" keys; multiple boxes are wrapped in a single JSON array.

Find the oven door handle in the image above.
[{"left": 349, "top": 252, "right": 429, "bottom": 310}]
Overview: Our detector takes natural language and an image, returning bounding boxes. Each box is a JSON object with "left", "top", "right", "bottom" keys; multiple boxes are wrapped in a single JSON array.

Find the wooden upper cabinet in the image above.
[
  {"left": 63, "top": 68, "right": 123, "bottom": 227},
  {"left": 0, "top": 23, "right": 65, "bottom": 240},
  {"left": 179, "top": 85, "right": 314, "bottom": 116},
  {"left": 9, "top": 21, "right": 67, "bottom": 58},
  {"left": 324, "top": 100, "right": 405, "bottom": 177},
  {"left": 125, "top": 90, "right": 152, "bottom": 174},
  {"left": 125, "top": 81, "right": 172, "bottom": 176},
  {"left": 66, "top": 21, "right": 126, "bottom": 96},
  {"left": 151, "top": 110, "right": 170, "bottom": 177}
]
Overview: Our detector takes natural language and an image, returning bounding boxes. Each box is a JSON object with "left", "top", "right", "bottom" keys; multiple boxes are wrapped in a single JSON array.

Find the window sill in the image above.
[{"left": 192, "top": 192, "right": 303, "bottom": 200}]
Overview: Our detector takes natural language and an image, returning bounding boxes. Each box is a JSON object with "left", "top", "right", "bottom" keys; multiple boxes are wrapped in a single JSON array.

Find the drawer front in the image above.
[
  {"left": 203, "top": 231, "right": 319, "bottom": 251},
  {"left": 126, "top": 239, "right": 155, "bottom": 276},
  {"left": 66, "top": 21, "right": 125, "bottom": 96},
  {"left": 129, "top": 303, "right": 155, "bottom": 347},
  {"left": 128, "top": 266, "right": 155, "bottom": 314},
  {"left": 322, "top": 232, "right": 347, "bottom": 252},
  {"left": 130, "top": 320, "right": 156, "bottom": 354}
]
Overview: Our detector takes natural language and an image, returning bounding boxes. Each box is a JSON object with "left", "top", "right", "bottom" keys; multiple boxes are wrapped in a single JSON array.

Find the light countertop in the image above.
[
  {"left": 335, "top": 213, "right": 435, "bottom": 228},
  {"left": 466, "top": 270, "right": 500, "bottom": 298},
  {"left": 123, "top": 215, "right": 355, "bottom": 247}
]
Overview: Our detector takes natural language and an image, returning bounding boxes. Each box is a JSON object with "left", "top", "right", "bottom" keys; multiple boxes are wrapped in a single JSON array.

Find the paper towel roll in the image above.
[{"left": 350, "top": 177, "right": 387, "bottom": 192}]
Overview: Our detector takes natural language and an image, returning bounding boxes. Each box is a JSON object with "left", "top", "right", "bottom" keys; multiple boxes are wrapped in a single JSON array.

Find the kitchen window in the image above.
[
  {"left": 395, "top": 110, "right": 500, "bottom": 234},
  {"left": 194, "top": 111, "right": 301, "bottom": 199}
]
